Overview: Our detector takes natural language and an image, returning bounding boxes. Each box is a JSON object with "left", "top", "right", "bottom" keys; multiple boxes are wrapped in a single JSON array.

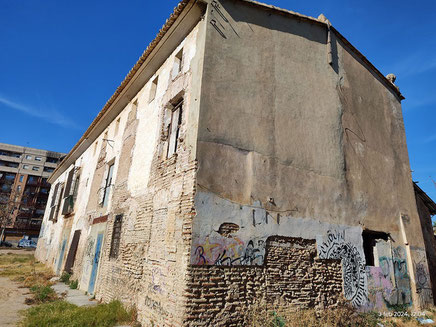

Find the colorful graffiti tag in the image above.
[{"left": 192, "top": 233, "right": 265, "bottom": 266}]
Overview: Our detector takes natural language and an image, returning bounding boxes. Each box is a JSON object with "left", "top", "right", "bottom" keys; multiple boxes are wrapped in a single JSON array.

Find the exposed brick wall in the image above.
[
  {"left": 93, "top": 71, "right": 199, "bottom": 327},
  {"left": 184, "top": 237, "right": 343, "bottom": 327}
]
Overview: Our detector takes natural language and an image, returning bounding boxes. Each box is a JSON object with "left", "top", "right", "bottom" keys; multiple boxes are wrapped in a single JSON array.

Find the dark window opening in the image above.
[
  {"left": 167, "top": 100, "right": 183, "bottom": 158},
  {"left": 46, "top": 157, "right": 58, "bottom": 163},
  {"left": 109, "top": 214, "right": 123, "bottom": 259},
  {"left": 362, "top": 230, "right": 389, "bottom": 266}
]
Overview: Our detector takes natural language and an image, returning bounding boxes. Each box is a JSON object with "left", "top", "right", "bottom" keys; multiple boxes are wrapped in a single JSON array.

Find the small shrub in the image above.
[
  {"left": 60, "top": 272, "right": 71, "bottom": 284},
  {"left": 28, "top": 285, "right": 57, "bottom": 303},
  {"left": 69, "top": 280, "right": 78, "bottom": 289}
]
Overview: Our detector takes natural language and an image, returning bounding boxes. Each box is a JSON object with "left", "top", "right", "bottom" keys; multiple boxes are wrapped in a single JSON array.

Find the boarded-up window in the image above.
[
  {"left": 167, "top": 101, "right": 183, "bottom": 158},
  {"left": 109, "top": 214, "right": 123, "bottom": 259},
  {"left": 64, "top": 230, "right": 81, "bottom": 274}
]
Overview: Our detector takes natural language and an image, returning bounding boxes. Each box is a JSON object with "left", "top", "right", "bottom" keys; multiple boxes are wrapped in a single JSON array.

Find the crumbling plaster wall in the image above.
[
  {"left": 191, "top": 0, "right": 432, "bottom": 311},
  {"left": 37, "top": 17, "right": 205, "bottom": 327},
  {"left": 94, "top": 20, "right": 205, "bottom": 327}
]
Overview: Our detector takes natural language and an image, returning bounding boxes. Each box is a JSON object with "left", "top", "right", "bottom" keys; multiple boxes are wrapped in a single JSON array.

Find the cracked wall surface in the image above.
[
  {"left": 36, "top": 14, "right": 205, "bottom": 327},
  {"left": 192, "top": 0, "right": 433, "bottom": 313}
]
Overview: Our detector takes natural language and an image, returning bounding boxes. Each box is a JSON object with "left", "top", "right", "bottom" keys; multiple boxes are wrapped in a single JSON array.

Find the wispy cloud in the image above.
[
  {"left": 425, "top": 133, "right": 436, "bottom": 144},
  {"left": 388, "top": 51, "right": 436, "bottom": 78},
  {"left": 0, "top": 95, "right": 79, "bottom": 129}
]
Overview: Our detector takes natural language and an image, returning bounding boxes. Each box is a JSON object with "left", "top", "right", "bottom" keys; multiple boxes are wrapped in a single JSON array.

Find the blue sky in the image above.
[{"left": 1, "top": 0, "right": 435, "bottom": 208}]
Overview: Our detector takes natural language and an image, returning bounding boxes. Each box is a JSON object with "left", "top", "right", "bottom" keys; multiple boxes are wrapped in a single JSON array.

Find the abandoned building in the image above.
[
  {"left": 35, "top": 0, "right": 436, "bottom": 326},
  {"left": 0, "top": 142, "right": 64, "bottom": 242}
]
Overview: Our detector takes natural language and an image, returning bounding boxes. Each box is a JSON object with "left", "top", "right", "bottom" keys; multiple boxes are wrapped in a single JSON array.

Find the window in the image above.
[
  {"left": 109, "top": 214, "right": 123, "bottom": 259},
  {"left": 167, "top": 101, "right": 183, "bottom": 158},
  {"left": 362, "top": 230, "right": 389, "bottom": 266},
  {"left": 23, "top": 165, "right": 30, "bottom": 170},
  {"left": 44, "top": 167, "right": 54, "bottom": 173},
  {"left": 114, "top": 118, "right": 120, "bottom": 136},
  {"left": 35, "top": 156, "right": 42, "bottom": 161},
  {"left": 0, "top": 161, "right": 19, "bottom": 168},
  {"left": 72, "top": 174, "right": 80, "bottom": 201},
  {"left": 62, "top": 168, "right": 77, "bottom": 215},
  {"left": 171, "top": 48, "right": 183, "bottom": 79},
  {"left": 48, "top": 183, "right": 63, "bottom": 222},
  {"left": 102, "top": 163, "right": 114, "bottom": 207},
  {"left": 46, "top": 157, "right": 58, "bottom": 163},
  {"left": 25, "top": 155, "right": 32, "bottom": 160},
  {"left": 17, "top": 185, "right": 21, "bottom": 192},
  {"left": 19, "top": 175, "right": 24, "bottom": 182},
  {"left": 27, "top": 176, "right": 37, "bottom": 183},
  {"left": 149, "top": 76, "right": 158, "bottom": 102},
  {"left": 32, "top": 166, "right": 39, "bottom": 171}
]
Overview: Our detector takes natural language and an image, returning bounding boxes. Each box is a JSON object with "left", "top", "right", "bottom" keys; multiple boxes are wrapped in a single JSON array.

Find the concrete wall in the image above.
[
  {"left": 415, "top": 194, "right": 436, "bottom": 305},
  {"left": 191, "top": 0, "right": 433, "bottom": 311},
  {"left": 36, "top": 10, "right": 206, "bottom": 326}
]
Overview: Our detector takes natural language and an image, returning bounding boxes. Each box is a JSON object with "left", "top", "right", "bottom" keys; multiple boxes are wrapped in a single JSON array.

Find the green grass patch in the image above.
[{"left": 20, "top": 300, "right": 137, "bottom": 327}]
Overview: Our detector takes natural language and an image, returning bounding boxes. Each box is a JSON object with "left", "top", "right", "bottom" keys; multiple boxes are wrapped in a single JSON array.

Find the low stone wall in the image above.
[{"left": 184, "top": 236, "right": 343, "bottom": 327}]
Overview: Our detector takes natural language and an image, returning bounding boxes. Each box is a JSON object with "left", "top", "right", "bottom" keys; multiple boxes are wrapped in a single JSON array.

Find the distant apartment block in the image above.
[{"left": 0, "top": 142, "right": 65, "bottom": 239}]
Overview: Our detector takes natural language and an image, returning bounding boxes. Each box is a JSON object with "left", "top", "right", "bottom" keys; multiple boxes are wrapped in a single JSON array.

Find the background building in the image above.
[{"left": 0, "top": 142, "right": 64, "bottom": 242}]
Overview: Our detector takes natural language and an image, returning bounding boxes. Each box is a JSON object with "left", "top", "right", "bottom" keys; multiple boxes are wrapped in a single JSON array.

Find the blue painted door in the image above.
[
  {"left": 88, "top": 233, "right": 103, "bottom": 295},
  {"left": 57, "top": 239, "right": 67, "bottom": 274}
]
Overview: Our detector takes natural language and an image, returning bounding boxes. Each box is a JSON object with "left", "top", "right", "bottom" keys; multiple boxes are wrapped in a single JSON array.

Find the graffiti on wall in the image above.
[
  {"left": 318, "top": 230, "right": 367, "bottom": 307},
  {"left": 366, "top": 266, "right": 395, "bottom": 310},
  {"left": 391, "top": 246, "right": 412, "bottom": 306},
  {"left": 411, "top": 248, "right": 433, "bottom": 305},
  {"left": 364, "top": 242, "right": 412, "bottom": 311},
  {"left": 192, "top": 233, "right": 265, "bottom": 266}
]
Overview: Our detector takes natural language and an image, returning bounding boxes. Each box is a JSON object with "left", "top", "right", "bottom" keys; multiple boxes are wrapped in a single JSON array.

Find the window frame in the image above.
[
  {"left": 166, "top": 100, "right": 183, "bottom": 158},
  {"left": 102, "top": 163, "right": 115, "bottom": 207},
  {"left": 109, "top": 214, "right": 123, "bottom": 259}
]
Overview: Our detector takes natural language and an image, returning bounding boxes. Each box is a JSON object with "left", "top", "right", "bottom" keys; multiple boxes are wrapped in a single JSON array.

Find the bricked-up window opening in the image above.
[
  {"left": 102, "top": 163, "right": 114, "bottom": 207},
  {"left": 167, "top": 101, "right": 183, "bottom": 158},
  {"left": 149, "top": 76, "right": 158, "bottom": 102},
  {"left": 362, "top": 230, "right": 389, "bottom": 266},
  {"left": 171, "top": 48, "right": 183, "bottom": 79},
  {"left": 109, "top": 214, "right": 123, "bottom": 259}
]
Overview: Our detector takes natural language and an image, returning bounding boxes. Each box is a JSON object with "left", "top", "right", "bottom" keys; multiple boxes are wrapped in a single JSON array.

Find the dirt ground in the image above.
[
  {"left": 0, "top": 277, "right": 31, "bottom": 327},
  {"left": 0, "top": 249, "right": 35, "bottom": 256},
  {"left": 0, "top": 249, "right": 35, "bottom": 327}
]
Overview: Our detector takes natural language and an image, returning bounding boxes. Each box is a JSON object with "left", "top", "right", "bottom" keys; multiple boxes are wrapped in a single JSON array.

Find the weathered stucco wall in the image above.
[
  {"left": 415, "top": 194, "right": 436, "bottom": 305},
  {"left": 191, "top": 0, "right": 433, "bottom": 311}
]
